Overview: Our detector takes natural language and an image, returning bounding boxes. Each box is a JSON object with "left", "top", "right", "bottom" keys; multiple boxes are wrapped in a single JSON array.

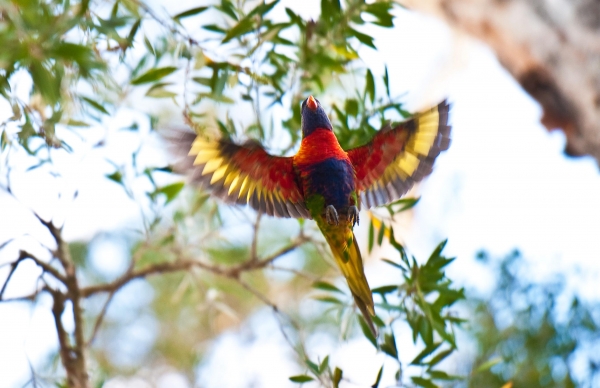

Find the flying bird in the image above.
[{"left": 171, "top": 96, "right": 451, "bottom": 334}]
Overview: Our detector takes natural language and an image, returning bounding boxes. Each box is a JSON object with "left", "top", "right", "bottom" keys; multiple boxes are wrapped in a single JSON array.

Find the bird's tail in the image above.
[{"left": 318, "top": 220, "right": 376, "bottom": 335}]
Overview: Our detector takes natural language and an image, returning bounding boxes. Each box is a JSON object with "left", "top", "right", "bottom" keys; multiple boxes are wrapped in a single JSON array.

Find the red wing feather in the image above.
[
  {"left": 170, "top": 131, "right": 310, "bottom": 219},
  {"left": 347, "top": 100, "right": 451, "bottom": 208}
]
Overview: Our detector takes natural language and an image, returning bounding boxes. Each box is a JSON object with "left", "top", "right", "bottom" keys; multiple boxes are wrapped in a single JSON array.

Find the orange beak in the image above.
[{"left": 307, "top": 95, "right": 318, "bottom": 111}]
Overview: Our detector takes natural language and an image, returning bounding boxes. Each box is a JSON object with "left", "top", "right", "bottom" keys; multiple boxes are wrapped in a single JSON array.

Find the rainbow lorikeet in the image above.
[{"left": 172, "top": 96, "right": 450, "bottom": 334}]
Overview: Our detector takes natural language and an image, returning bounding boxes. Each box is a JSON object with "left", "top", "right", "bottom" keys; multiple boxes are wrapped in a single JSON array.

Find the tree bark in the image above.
[{"left": 401, "top": 0, "right": 600, "bottom": 164}]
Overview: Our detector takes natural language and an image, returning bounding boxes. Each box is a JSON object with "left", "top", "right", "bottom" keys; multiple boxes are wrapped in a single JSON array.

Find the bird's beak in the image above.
[{"left": 306, "top": 95, "right": 318, "bottom": 111}]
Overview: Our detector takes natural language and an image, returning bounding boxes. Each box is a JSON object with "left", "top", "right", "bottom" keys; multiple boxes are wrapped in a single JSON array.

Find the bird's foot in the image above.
[
  {"left": 325, "top": 205, "right": 339, "bottom": 225},
  {"left": 347, "top": 206, "right": 359, "bottom": 227}
]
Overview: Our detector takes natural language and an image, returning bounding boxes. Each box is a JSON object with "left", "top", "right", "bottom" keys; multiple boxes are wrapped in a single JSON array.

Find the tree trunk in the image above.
[{"left": 400, "top": 0, "right": 600, "bottom": 164}]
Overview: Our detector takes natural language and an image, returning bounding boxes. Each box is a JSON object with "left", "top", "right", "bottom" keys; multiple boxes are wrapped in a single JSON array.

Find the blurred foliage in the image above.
[{"left": 463, "top": 251, "right": 600, "bottom": 388}]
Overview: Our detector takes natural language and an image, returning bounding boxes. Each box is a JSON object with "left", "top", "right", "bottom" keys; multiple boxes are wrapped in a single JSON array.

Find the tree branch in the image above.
[
  {"left": 49, "top": 289, "right": 89, "bottom": 388},
  {"left": 82, "top": 234, "right": 310, "bottom": 297},
  {"left": 36, "top": 216, "right": 89, "bottom": 388},
  {"left": 19, "top": 250, "right": 67, "bottom": 284}
]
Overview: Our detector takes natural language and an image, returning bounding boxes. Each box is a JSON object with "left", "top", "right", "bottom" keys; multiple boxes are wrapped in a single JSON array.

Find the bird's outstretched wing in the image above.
[
  {"left": 170, "top": 131, "right": 310, "bottom": 218},
  {"left": 347, "top": 100, "right": 451, "bottom": 208}
]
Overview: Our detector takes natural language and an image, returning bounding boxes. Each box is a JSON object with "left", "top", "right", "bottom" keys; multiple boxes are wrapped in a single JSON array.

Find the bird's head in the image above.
[{"left": 301, "top": 95, "right": 333, "bottom": 138}]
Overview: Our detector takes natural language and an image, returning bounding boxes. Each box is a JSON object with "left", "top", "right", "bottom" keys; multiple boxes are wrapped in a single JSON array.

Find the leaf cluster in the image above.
[{"left": 466, "top": 251, "right": 600, "bottom": 388}]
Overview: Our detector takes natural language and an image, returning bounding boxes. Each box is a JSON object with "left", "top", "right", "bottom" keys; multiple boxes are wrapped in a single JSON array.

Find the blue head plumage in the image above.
[{"left": 301, "top": 96, "right": 333, "bottom": 137}]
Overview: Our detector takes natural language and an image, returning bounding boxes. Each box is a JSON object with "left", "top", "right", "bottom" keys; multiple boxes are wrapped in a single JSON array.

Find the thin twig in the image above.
[
  {"left": 249, "top": 212, "right": 262, "bottom": 262},
  {"left": 32, "top": 214, "right": 70, "bottom": 271},
  {"left": 268, "top": 265, "right": 319, "bottom": 281},
  {"left": 19, "top": 250, "right": 67, "bottom": 284},
  {"left": 86, "top": 288, "right": 117, "bottom": 346},
  {"left": 236, "top": 277, "right": 297, "bottom": 350},
  {"left": 237, "top": 277, "right": 278, "bottom": 311},
  {"left": 237, "top": 279, "right": 315, "bottom": 385},
  {"left": 0, "top": 249, "right": 67, "bottom": 301},
  {"left": 0, "top": 254, "right": 26, "bottom": 300},
  {"left": 0, "top": 292, "right": 42, "bottom": 303}
]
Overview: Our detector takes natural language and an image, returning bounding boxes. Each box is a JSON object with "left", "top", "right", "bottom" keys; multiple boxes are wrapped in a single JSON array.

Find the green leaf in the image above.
[
  {"left": 174, "top": 6, "right": 208, "bottom": 19},
  {"left": 383, "top": 65, "right": 390, "bottom": 97},
  {"left": 81, "top": 96, "right": 109, "bottom": 115},
  {"left": 371, "top": 365, "right": 383, "bottom": 388},
  {"left": 368, "top": 219, "right": 375, "bottom": 253},
  {"left": 344, "top": 98, "right": 359, "bottom": 117},
  {"left": 427, "top": 348, "right": 453, "bottom": 367},
  {"left": 127, "top": 18, "right": 142, "bottom": 46},
  {"left": 351, "top": 28, "right": 376, "bottom": 49},
  {"left": 131, "top": 67, "right": 178, "bottom": 85},
  {"left": 202, "top": 24, "right": 227, "bottom": 34},
  {"left": 333, "top": 367, "right": 343, "bottom": 388},
  {"left": 428, "top": 370, "right": 463, "bottom": 381},
  {"left": 365, "top": 69, "right": 375, "bottom": 103},
  {"left": 146, "top": 84, "right": 177, "bottom": 98},
  {"left": 319, "top": 355, "right": 329, "bottom": 374},
  {"left": 222, "top": 17, "right": 255, "bottom": 43},
  {"left": 411, "top": 376, "right": 438, "bottom": 388},
  {"left": 365, "top": 2, "right": 395, "bottom": 27},
  {"left": 474, "top": 357, "right": 503, "bottom": 373},
  {"left": 380, "top": 333, "right": 398, "bottom": 359},
  {"left": 312, "top": 280, "right": 344, "bottom": 294},
  {"left": 106, "top": 170, "right": 123, "bottom": 185},
  {"left": 371, "top": 285, "right": 398, "bottom": 295},
  {"left": 390, "top": 197, "right": 420, "bottom": 212},
  {"left": 381, "top": 259, "right": 405, "bottom": 271},
  {"left": 411, "top": 342, "right": 442, "bottom": 365},
  {"left": 216, "top": 0, "right": 238, "bottom": 20},
  {"left": 427, "top": 239, "right": 448, "bottom": 262},
  {"left": 419, "top": 315, "right": 434, "bottom": 347},
  {"left": 67, "top": 119, "right": 90, "bottom": 127},
  {"left": 144, "top": 36, "right": 156, "bottom": 56},
  {"left": 248, "top": 0, "right": 279, "bottom": 18},
  {"left": 313, "top": 295, "right": 343, "bottom": 305},
  {"left": 306, "top": 358, "right": 320, "bottom": 375},
  {"left": 320, "top": 0, "right": 341, "bottom": 22},
  {"left": 388, "top": 229, "right": 407, "bottom": 261},
  {"left": 372, "top": 314, "right": 386, "bottom": 328},
  {"left": 376, "top": 223, "right": 386, "bottom": 248},
  {"left": 155, "top": 182, "right": 185, "bottom": 204},
  {"left": 1, "top": 130, "right": 8, "bottom": 151},
  {"left": 29, "top": 62, "right": 60, "bottom": 105},
  {"left": 358, "top": 316, "right": 377, "bottom": 348},
  {"left": 289, "top": 375, "right": 314, "bottom": 383}
]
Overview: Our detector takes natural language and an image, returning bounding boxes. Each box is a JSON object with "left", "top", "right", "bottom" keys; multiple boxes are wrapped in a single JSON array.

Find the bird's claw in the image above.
[
  {"left": 325, "top": 205, "right": 339, "bottom": 225},
  {"left": 348, "top": 206, "right": 359, "bottom": 227}
]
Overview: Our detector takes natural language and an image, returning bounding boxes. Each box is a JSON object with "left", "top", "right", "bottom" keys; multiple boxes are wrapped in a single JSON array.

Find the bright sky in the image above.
[{"left": 1, "top": 1, "right": 600, "bottom": 387}]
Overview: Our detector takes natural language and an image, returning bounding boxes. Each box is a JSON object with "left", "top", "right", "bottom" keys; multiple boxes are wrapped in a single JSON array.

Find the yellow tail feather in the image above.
[{"left": 317, "top": 218, "right": 376, "bottom": 335}]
